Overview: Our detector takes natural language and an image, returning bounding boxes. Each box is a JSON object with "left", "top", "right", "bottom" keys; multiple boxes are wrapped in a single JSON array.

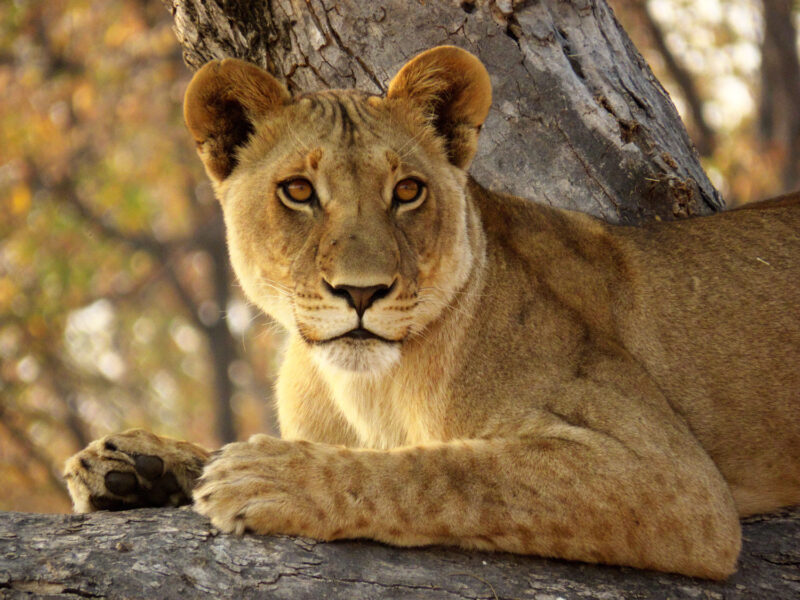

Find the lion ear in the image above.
[
  {"left": 184, "top": 59, "right": 291, "bottom": 183},
  {"left": 387, "top": 46, "right": 492, "bottom": 169}
]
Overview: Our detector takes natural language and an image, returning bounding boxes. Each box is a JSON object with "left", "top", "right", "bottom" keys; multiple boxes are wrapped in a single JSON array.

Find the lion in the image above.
[{"left": 64, "top": 46, "right": 800, "bottom": 580}]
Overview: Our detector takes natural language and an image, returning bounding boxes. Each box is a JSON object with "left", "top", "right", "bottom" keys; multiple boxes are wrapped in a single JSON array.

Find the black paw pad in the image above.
[
  {"left": 90, "top": 495, "right": 132, "bottom": 511},
  {"left": 105, "top": 470, "right": 139, "bottom": 496},
  {"left": 143, "top": 472, "right": 189, "bottom": 507},
  {"left": 134, "top": 454, "right": 164, "bottom": 480}
]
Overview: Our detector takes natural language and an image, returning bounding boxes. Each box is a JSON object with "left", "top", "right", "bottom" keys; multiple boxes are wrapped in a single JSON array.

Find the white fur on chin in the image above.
[{"left": 310, "top": 339, "right": 401, "bottom": 374}]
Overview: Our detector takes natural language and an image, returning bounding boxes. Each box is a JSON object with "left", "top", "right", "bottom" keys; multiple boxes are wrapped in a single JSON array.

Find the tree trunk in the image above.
[
  {"left": 614, "top": 0, "right": 716, "bottom": 157},
  {"left": 206, "top": 228, "right": 237, "bottom": 444},
  {"left": 0, "top": 507, "right": 798, "bottom": 599},
  {"left": 759, "top": 0, "right": 800, "bottom": 191},
  {"left": 164, "top": 0, "right": 724, "bottom": 223}
]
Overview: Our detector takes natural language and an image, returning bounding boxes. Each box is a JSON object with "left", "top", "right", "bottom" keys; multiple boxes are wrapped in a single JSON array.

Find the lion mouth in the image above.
[
  {"left": 339, "top": 327, "right": 381, "bottom": 340},
  {"left": 305, "top": 327, "right": 398, "bottom": 345},
  {"left": 307, "top": 326, "right": 403, "bottom": 372}
]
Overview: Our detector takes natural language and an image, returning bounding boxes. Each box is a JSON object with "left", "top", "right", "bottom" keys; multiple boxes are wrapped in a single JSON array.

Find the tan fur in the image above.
[{"left": 65, "top": 47, "right": 800, "bottom": 580}]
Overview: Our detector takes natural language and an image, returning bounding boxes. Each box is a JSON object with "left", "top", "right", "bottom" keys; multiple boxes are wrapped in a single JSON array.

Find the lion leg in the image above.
[
  {"left": 193, "top": 427, "right": 740, "bottom": 579},
  {"left": 64, "top": 429, "right": 210, "bottom": 512}
]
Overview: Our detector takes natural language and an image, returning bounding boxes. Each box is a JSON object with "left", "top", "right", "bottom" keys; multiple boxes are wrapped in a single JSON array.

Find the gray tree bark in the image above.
[
  {"left": 1, "top": 507, "right": 799, "bottom": 599},
  {"left": 164, "top": 0, "right": 724, "bottom": 224}
]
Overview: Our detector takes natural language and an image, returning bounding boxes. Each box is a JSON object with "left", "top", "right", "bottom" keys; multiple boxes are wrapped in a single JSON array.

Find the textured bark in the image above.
[
  {"left": 163, "top": 0, "right": 724, "bottom": 224},
  {"left": 1, "top": 507, "right": 799, "bottom": 599},
  {"left": 617, "top": 0, "right": 716, "bottom": 157}
]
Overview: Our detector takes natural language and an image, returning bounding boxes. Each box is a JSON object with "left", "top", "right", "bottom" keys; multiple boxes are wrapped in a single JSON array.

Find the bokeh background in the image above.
[{"left": 1, "top": 0, "right": 798, "bottom": 513}]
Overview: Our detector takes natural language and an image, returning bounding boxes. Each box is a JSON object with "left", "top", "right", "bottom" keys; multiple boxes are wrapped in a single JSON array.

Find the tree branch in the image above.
[{"left": 0, "top": 507, "right": 798, "bottom": 598}]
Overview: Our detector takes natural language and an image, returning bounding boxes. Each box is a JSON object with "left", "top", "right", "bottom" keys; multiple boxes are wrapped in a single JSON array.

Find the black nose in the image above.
[{"left": 325, "top": 282, "right": 393, "bottom": 317}]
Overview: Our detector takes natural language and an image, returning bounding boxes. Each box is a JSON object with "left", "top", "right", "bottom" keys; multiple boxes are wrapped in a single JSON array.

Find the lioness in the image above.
[{"left": 64, "top": 46, "right": 800, "bottom": 579}]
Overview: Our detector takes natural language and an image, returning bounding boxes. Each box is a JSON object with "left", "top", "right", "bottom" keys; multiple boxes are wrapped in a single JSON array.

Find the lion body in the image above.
[
  {"left": 274, "top": 166, "right": 800, "bottom": 511},
  {"left": 616, "top": 195, "right": 800, "bottom": 514},
  {"left": 65, "top": 47, "right": 800, "bottom": 579}
]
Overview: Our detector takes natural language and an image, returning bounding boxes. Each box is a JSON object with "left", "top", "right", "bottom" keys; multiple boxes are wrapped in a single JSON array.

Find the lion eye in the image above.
[
  {"left": 393, "top": 178, "right": 424, "bottom": 203},
  {"left": 281, "top": 178, "right": 314, "bottom": 203}
]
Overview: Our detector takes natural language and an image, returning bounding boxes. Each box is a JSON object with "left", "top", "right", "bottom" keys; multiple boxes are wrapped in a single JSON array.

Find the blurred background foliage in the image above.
[
  {"left": 0, "top": 0, "right": 798, "bottom": 512},
  {"left": 0, "top": 0, "right": 280, "bottom": 513}
]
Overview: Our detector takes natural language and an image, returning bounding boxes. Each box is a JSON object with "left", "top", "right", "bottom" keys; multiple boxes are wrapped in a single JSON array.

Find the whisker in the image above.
[{"left": 257, "top": 279, "right": 293, "bottom": 297}]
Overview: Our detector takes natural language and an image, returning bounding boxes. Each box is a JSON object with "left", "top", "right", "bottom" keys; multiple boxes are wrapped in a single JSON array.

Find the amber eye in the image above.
[
  {"left": 393, "top": 178, "right": 424, "bottom": 203},
  {"left": 280, "top": 178, "right": 315, "bottom": 203}
]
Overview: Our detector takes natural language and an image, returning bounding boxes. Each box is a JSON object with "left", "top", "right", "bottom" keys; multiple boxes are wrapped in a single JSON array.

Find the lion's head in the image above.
[{"left": 184, "top": 46, "right": 491, "bottom": 373}]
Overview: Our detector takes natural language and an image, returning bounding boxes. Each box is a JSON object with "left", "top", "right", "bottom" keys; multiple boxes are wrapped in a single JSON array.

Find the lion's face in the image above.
[
  {"left": 223, "top": 93, "right": 473, "bottom": 372},
  {"left": 184, "top": 48, "right": 491, "bottom": 373}
]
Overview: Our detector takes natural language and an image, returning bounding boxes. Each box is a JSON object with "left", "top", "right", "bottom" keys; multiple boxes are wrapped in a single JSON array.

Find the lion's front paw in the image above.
[
  {"left": 63, "top": 428, "right": 210, "bottom": 513},
  {"left": 194, "top": 435, "right": 337, "bottom": 537}
]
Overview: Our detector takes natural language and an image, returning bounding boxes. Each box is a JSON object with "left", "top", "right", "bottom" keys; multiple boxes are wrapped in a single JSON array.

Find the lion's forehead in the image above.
[
  {"left": 258, "top": 90, "right": 439, "bottom": 171},
  {"left": 280, "top": 91, "right": 383, "bottom": 148}
]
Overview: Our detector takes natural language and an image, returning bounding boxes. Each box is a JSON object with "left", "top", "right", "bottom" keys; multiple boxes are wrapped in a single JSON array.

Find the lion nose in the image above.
[{"left": 325, "top": 281, "right": 393, "bottom": 318}]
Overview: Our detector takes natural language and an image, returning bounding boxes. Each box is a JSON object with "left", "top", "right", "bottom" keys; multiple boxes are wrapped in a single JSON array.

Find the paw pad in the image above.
[
  {"left": 65, "top": 429, "right": 210, "bottom": 514},
  {"left": 134, "top": 454, "right": 164, "bottom": 480},
  {"left": 105, "top": 471, "right": 138, "bottom": 496},
  {"left": 96, "top": 454, "right": 191, "bottom": 510}
]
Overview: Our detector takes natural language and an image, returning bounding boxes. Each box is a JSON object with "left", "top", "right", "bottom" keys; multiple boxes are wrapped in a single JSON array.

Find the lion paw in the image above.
[
  {"left": 63, "top": 428, "right": 210, "bottom": 513},
  {"left": 193, "top": 435, "right": 331, "bottom": 537}
]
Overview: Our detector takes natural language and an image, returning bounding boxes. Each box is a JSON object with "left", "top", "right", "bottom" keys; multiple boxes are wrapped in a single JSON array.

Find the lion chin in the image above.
[{"left": 310, "top": 339, "right": 402, "bottom": 374}]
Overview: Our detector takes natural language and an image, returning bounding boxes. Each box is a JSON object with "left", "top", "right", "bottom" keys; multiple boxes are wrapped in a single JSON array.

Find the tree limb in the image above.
[{"left": 0, "top": 507, "right": 798, "bottom": 598}]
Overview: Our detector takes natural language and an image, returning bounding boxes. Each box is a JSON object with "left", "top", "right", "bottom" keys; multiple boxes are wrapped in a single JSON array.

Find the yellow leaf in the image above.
[
  {"left": 0, "top": 277, "right": 16, "bottom": 308},
  {"left": 103, "top": 22, "right": 130, "bottom": 48},
  {"left": 27, "top": 314, "right": 48, "bottom": 339},
  {"left": 11, "top": 185, "right": 31, "bottom": 215},
  {"left": 72, "top": 83, "right": 95, "bottom": 115}
]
